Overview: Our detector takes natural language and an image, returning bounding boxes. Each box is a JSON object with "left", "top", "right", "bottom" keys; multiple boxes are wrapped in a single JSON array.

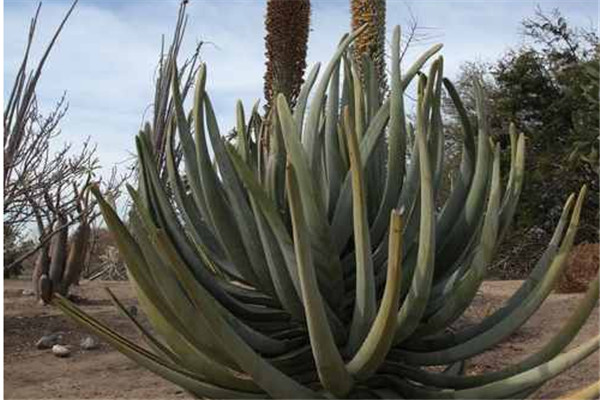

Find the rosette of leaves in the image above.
[{"left": 54, "top": 26, "right": 598, "bottom": 399}]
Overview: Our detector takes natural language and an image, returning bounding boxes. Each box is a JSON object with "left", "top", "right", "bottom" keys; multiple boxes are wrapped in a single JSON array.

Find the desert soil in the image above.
[{"left": 4, "top": 279, "right": 599, "bottom": 399}]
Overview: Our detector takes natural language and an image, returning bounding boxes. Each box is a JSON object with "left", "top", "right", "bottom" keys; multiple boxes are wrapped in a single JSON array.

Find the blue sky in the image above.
[{"left": 4, "top": 0, "right": 598, "bottom": 178}]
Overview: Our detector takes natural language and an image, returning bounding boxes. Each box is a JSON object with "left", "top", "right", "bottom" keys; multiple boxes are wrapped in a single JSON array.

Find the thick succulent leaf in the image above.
[
  {"left": 145, "top": 222, "right": 321, "bottom": 398},
  {"left": 105, "top": 287, "right": 180, "bottom": 363},
  {"left": 235, "top": 100, "right": 249, "bottom": 161},
  {"left": 405, "top": 190, "right": 575, "bottom": 351},
  {"left": 344, "top": 106, "right": 377, "bottom": 353},
  {"left": 434, "top": 79, "right": 492, "bottom": 280},
  {"left": 393, "top": 186, "right": 587, "bottom": 365},
  {"left": 363, "top": 54, "right": 380, "bottom": 121},
  {"left": 91, "top": 190, "right": 277, "bottom": 389},
  {"left": 251, "top": 202, "right": 305, "bottom": 319},
  {"left": 164, "top": 126, "right": 227, "bottom": 268},
  {"left": 187, "top": 67, "right": 258, "bottom": 286},
  {"left": 227, "top": 144, "right": 347, "bottom": 341},
  {"left": 102, "top": 189, "right": 229, "bottom": 363},
  {"left": 302, "top": 25, "right": 367, "bottom": 170},
  {"left": 414, "top": 144, "right": 501, "bottom": 337},
  {"left": 352, "top": 58, "right": 366, "bottom": 142},
  {"left": 501, "top": 125, "right": 518, "bottom": 209},
  {"left": 401, "top": 43, "right": 444, "bottom": 90},
  {"left": 324, "top": 61, "right": 344, "bottom": 216},
  {"left": 557, "top": 380, "right": 600, "bottom": 400},
  {"left": 373, "top": 334, "right": 599, "bottom": 400},
  {"left": 225, "top": 145, "right": 304, "bottom": 315},
  {"left": 294, "top": 62, "right": 321, "bottom": 136},
  {"left": 128, "top": 190, "right": 293, "bottom": 353},
  {"left": 429, "top": 58, "right": 445, "bottom": 199},
  {"left": 171, "top": 63, "right": 212, "bottom": 225},
  {"left": 53, "top": 296, "right": 265, "bottom": 399},
  {"left": 453, "top": 335, "right": 600, "bottom": 399},
  {"left": 129, "top": 181, "right": 290, "bottom": 352},
  {"left": 138, "top": 138, "right": 284, "bottom": 323},
  {"left": 277, "top": 94, "right": 344, "bottom": 309},
  {"left": 204, "top": 94, "right": 277, "bottom": 296},
  {"left": 369, "top": 26, "right": 407, "bottom": 247},
  {"left": 393, "top": 74, "right": 436, "bottom": 345},
  {"left": 341, "top": 53, "right": 355, "bottom": 123},
  {"left": 286, "top": 162, "right": 354, "bottom": 397},
  {"left": 442, "top": 78, "right": 476, "bottom": 162},
  {"left": 347, "top": 209, "right": 404, "bottom": 380},
  {"left": 331, "top": 98, "right": 390, "bottom": 251},
  {"left": 264, "top": 107, "right": 287, "bottom": 212},
  {"left": 247, "top": 100, "right": 262, "bottom": 164},
  {"left": 431, "top": 78, "right": 478, "bottom": 249},
  {"left": 331, "top": 43, "right": 443, "bottom": 252},
  {"left": 392, "top": 273, "right": 599, "bottom": 389},
  {"left": 498, "top": 130, "right": 526, "bottom": 243}
]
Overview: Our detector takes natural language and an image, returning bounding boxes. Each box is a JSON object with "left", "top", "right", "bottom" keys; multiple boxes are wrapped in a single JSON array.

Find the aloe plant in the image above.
[{"left": 54, "top": 26, "right": 598, "bottom": 399}]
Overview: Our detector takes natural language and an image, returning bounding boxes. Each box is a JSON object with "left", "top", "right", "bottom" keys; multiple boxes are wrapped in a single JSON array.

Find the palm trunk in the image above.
[
  {"left": 350, "top": 0, "right": 387, "bottom": 96},
  {"left": 351, "top": 0, "right": 388, "bottom": 220},
  {"left": 264, "top": 0, "right": 311, "bottom": 110}
]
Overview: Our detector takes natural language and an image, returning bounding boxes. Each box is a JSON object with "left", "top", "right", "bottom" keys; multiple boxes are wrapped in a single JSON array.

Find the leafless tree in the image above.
[
  {"left": 3, "top": 1, "right": 130, "bottom": 284},
  {"left": 141, "top": 0, "right": 204, "bottom": 177},
  {"left": 4, "top": 1, "right": 79, "bottom": 232}
]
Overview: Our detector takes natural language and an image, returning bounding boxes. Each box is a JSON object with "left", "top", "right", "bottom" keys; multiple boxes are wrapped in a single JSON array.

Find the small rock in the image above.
[
  {"left": 36, "top": 333, "right": 63, "bottom": 349},
  {"left": 128, "top": 305, "right": 138, "bottom": 317},
  {"left": 80, "top": 336, "right": 99, "bottom": 350},
  {"left": 52, "top": 344, "right": 71, "bottom": 358},
  {"left": 22, "top": 289, "right": 35, "bottom": 296}
]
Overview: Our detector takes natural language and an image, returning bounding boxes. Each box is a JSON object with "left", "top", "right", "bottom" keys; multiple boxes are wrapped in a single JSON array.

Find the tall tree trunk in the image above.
[
  {"left": 32, "top": 244, "right": 50, "bottom": 300},
  {"left": 351, "top": 0, "right": 387, "bottom": 220},
  {"left": 350, "top": 0, "right": 387, "bottom": 96},
  {"left": 264, "top": 0, "right": 311, "bottom": 110},
  {"left": 62, "top": 222, "right": 91, "bottom": 295},
  {"left": 48, "top": 215, "right": 68, "bottom": 293}
]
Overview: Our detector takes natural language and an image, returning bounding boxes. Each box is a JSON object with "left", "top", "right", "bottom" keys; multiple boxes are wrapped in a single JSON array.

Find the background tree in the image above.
[
  {"left": 443, "top": 7, "right": 599, "bottom": 278},
  {"left": 3, "top": 2, "right": 128, "bottom": 290},
  {"left": 4, "top": 1, "right": 79, "bottom": 239},
  {"left": 2, "top": 0, "right": 91, "bottom": 278},
  {"left": 141, "top": 1, "right": 204, "bottom": 176}
]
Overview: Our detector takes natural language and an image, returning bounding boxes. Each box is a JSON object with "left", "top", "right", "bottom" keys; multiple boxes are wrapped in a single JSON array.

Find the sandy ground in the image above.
[{"left": 4, "top": 279, "right": 599, "bottom": 399}]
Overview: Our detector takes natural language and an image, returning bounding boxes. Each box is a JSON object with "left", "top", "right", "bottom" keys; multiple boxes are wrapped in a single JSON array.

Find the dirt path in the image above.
[{"left": 4, "top": 279, "right": 598, "bottom": 399}]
